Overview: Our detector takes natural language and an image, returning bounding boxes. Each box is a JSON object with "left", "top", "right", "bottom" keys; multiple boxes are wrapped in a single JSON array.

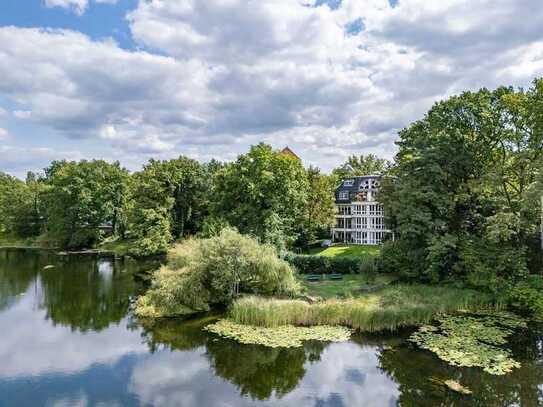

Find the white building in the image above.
[{"left": 331, "top": 175, "right": 391, "bottom": 245}]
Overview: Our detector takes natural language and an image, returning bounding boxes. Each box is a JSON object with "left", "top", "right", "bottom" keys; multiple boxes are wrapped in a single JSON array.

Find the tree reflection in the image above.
[
  {"left": 38, "top": 256, "right": 137, "bottom": 332},
  {"left": 138, "top": 315, "right": 328, "bottom": 401},
  {"left": 0, "top": 249, "right": 161, "bottom": 332},
  {"left": 378, "top": 330, "right": 543, "bottom": 407},
  {"left": 0, "top": 249, "right": 42, "bottom": 311}
]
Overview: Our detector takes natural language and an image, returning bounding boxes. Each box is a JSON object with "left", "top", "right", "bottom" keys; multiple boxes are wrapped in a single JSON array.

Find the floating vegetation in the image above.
[
  {"left": 430, "top": 378, "right": 472, "bottom": 395},
  {"left": 410, "top": 312, "right": 527, "bottom": 375},
  {"left": 443, "top": 379, "right": 472, "bottom": 395},
  {"left": 205, "top": 319, "right": 351, "bottom": 348}
]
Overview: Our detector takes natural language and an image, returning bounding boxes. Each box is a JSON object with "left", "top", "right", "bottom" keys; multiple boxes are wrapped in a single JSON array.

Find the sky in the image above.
[{"left": 0, "top": 0, "right": 542, "bottom": 178}]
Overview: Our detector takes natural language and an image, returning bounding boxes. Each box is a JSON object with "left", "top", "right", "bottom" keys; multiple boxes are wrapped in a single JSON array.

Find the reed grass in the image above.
[{"left": 229, "top": 284, "right": 498, "bottom": 332}]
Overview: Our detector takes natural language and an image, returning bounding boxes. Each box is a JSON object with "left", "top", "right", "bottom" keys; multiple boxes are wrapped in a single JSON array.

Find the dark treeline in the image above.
[{"left": 0, "top": 143, "right": 385, "bottom": 255}]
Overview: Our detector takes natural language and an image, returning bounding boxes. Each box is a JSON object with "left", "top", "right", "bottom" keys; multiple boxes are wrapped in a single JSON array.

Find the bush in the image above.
[
  {"left": 135, "top": 228, "right": 300, "bottom": 318},
  {"left": 508, "top": 275, "right": 543, "bottom": 320},
  {"left": 377, "top": 240, "right": 424, "bottom": 278},
  {"left": 358, "top": 257, "right": 378, "bottom": 284},
  {"left": 283, "top": 253, "right": 360, "bottom": 274}
]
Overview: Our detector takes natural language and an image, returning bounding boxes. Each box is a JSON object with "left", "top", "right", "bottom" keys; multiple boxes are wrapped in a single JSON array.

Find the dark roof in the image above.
[{"left": 334, "top": 175, "right": 382, "bottom": 204}]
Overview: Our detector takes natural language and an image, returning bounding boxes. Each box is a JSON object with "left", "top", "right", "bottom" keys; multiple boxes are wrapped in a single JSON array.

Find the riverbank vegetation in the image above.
[
  {"left": 228, "top": 285, "right": 496, "bottom": 332},
  {"left": 134, "top": 228, "right": 300, "bottom": 318}
]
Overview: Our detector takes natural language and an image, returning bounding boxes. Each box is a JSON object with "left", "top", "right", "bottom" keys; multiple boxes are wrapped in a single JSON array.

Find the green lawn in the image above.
[
  {"left": 301, "top": 274, "right": 396, "bottom": 299},
  {"left": 98, "top": 237, "right": 136, "bottom": 256},
  {"left": 305, "top": 244, "right": 379, "bottom": 258}
]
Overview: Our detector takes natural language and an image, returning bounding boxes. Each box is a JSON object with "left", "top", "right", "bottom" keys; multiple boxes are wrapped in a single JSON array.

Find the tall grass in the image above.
[{"left": 229, "top": 284, "right": 499, "bottom": 332}]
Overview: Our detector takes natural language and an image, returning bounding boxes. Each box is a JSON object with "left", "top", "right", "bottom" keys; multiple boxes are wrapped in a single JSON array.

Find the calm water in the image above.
[{"left": 1, "top": 249, "right": 543, "bottom": 407}]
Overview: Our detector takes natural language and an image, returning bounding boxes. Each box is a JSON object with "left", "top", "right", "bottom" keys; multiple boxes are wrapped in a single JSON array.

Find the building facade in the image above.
[{"left": 331, "top": 175, "right": 391, "bottom": 245}]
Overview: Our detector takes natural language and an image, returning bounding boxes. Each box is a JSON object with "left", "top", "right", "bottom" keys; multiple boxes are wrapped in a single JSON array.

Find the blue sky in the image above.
[{"left": 0, "top": 0, "right": 542, "bottom": 178}]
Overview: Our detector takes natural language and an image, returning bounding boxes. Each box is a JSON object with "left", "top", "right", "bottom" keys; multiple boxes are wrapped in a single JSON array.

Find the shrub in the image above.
[
  {"left": 358, "top": 257, "right": 378, "bottom": 284},
  {"left": 377, "top": 240, "right": 424, "bottom": 279},
  {"left": 283, "top": 253, "right": 360, "bottom": 274},
  {"left": 508, "top": 275, "right": 543, "bottom": 320},
  {"left": 456, "top": 239, "right": 528, "bottom": 293},
  {"left": 135, "top": 228, "right": 300, "bottom": 318}
]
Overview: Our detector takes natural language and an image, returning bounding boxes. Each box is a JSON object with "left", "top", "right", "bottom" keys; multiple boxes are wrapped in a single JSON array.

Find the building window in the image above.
[
  {"left": 343, "top": 179, "right": 354, "bottom": 187},
  {"left": 339, "top": 191, "right": 349, "bottom": 200}
]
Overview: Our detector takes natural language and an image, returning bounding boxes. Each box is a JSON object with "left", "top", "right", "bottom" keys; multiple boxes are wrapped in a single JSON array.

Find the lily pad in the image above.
[
  {"left": 409, "top": 312, "right": 526, "bottom": 375},
  {"left": 205, "top": 319, "right": 351, "bottom": 348}
]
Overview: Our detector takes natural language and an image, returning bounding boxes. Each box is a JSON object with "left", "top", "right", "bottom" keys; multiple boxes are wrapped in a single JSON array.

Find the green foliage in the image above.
[
  {"left": 0, "top": 172, "right": 45, "bottom": 237},
  {"left": 212, "top": 143, "right": 309, "bottom": 247},
  {"left": 377, "top": 239, "right": 423, "bottom": 278},
  {"left": 409, "top": 312, "right": 527, "bottom": 375},
  {"left": 44, "top": 160, "right": 129, "bottom": 249},
  {"left": 296, "top": 166, "right": 335, "bottom": 248},
  {"left": 205, "top": 319, "right": 351, "bottom": 348},
  {"left": 229, "top": 285, "right": 495, "bottom": 332},
  {"left": 130, "top": 156, "right": 208, "bottom": 256},
  {"left": 332, "top": 154, "right": 390, "bottom": 181},
  {"left": 381, "top": 78, "right": 543, "bottom": 286},
  {"left": 508, "top": 275, "right": 543, "bottom": 320},
  {"left": 302, "top": 274, "right": 396, "bottom": 299},
  {"left": 134, "top": 228, "right": 300, "bottom": 318},
  {"left": 455, "top": 239, "right": 528, "bottom": 292},
  {"left": 198, "top": 216, "right": 230, "bottom": 238},
  {"left": 284, "top": 253, "right": 360, "bottom": 274},
  {"left": 358, "top": 257, "right": 378, "bottom": 283}
]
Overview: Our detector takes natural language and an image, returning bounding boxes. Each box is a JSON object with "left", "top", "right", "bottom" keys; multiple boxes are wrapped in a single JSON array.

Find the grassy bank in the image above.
[
  {"left": 301, "top": 274, "right": 396, "bottom": 299},
  {"left": 0, "top": 233, "right": 51, "bottom": 249},
  {"left": 229, "top": 284, "right": 498, "bottom": 332},
  {"left": 97, "top": 237, "right": 136, "bottom": 257},
  {"left": 0, "top": 232, "right": 136, "bottom": 257},
  {"left": 305, "top": 244, "right": 379, "bottom": 258}
]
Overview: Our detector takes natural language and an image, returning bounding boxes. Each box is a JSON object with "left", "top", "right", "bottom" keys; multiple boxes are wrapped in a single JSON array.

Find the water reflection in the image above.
[{"left": 0, "top": 249, "right": 543, "bottom": 406}]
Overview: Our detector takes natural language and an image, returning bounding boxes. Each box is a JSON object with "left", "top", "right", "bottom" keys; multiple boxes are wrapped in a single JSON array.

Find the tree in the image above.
[
  {"left": 332, "top": 154, "right": 390, "bottom": 180},
  {"left": 0, "top": 171, "right": 44, "bottom": 237},
  {"left": 212, "top": 143, "right": 309, "bottom": 248},
  {"left": 296, "top": 166, "right": 335, "bottom": 246},
  {"left": 44, "top": 160, "right": 129, "bottom": 248},
  {"left": 134, "top": 228, "right": 300, "bottom": 317},
  {"left": 130, "top": 156, "right": 208, "bottom": 256},
  {"left": 380, "top": 78, "right": 543, "bottom": 285}
]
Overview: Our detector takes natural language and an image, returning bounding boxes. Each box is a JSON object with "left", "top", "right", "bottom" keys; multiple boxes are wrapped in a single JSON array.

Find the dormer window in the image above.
[
  {"left": 360, "top": 179, "right": 380, "bottom": 190},
  {"left": 339, "top": 191, "right": 349, "bottom": 200},
  {"left": 343, "top": 179, "right": 354, "bottom": 187}
]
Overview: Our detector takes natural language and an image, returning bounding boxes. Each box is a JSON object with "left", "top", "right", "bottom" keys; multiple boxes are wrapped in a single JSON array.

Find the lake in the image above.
[{"left": 0, "top": 248, "right": 542, "bottom": 406}]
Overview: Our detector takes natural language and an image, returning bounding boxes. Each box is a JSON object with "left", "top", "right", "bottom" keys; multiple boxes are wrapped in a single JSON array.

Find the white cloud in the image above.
[
  {"left": 0, "top": 283, "right": 147, "bottom": 378},
  {"left": 0, "top": 144, "right": 84, "bottom": 178},
  {"left": 0, "top": 128, "right": 9, "bottom": 141},
  {"left": 44, "top": 0, "right": 88, "bottom": 15},
  {"left": 1, "top": 0, "right": 543, "bottom": 173},
  {"left": 44, "top": 0, "right": 118, "bottom": 15}
]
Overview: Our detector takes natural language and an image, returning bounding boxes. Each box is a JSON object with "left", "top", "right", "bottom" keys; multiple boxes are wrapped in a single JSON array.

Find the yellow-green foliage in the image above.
[
  {"left": 409, "top": 312, "right": 527, "bottom": 375},
  {"left": 205, "top": 319, "right": 351, "bottom": 348},
  {"left": 229, "top": 285, "right": 496, "bottom": 332},
  {"left": 135, "top": 228, "right": 300, "bottom": 318}
]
